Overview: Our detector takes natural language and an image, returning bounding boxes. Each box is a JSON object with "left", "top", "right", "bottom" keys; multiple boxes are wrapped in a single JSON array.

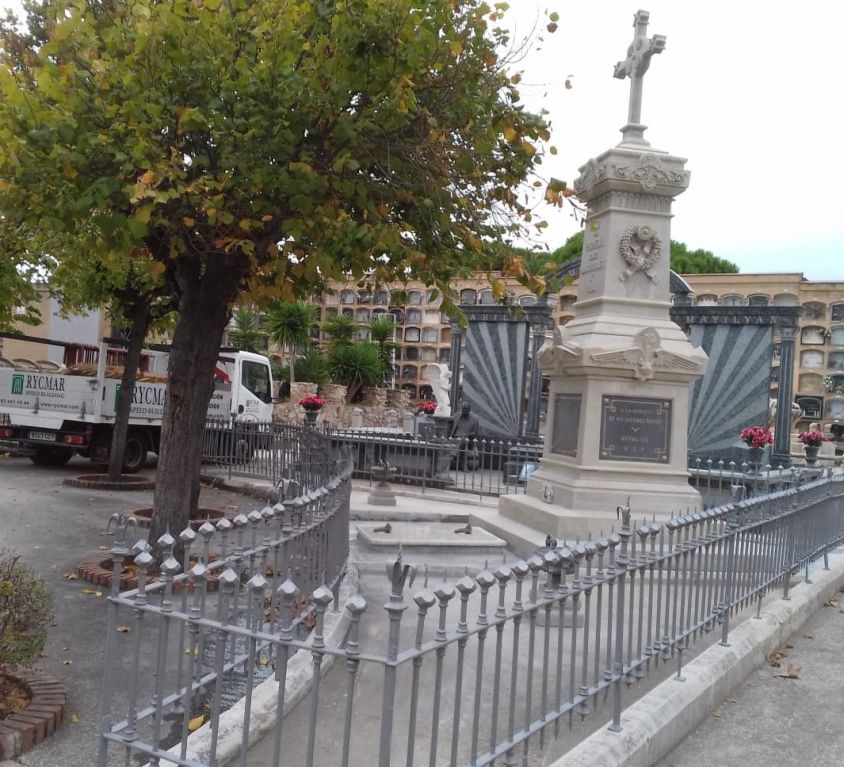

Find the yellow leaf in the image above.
[
  {"left": 70, "top": 714, "right": 80, "bottom": 724},
  {"left": 261, "top": 214, "right": 273, "bottom": 222},
  {"left": 188, "top": 714, "right": 205, "bottom": 732},
  {"left": 135, "top": 204, "right": 153, "bottom": 224},
  {"left": 63, "top": 659, "right": 72, "bottom": 666},
  {"left": 150, "top": 261, "right": 166, "bottom": 274},
  {"left": 239, "top": 218, "right": 252, "bottom": 231},
  {"left": 64, "top": 573, "right": 78, "bottom": 580},
  {"left": 138, "top": 170, "right": 155, "bottom": 186},
  {"left": 502, "top": 125, "right": 517, "bottom": 142},
  {"left": 82, "top": 588, "right": 103, "bottom": 597},
  {"left": 116, "top": 626, "right": 131, "bottom": 633},
  {"left": 521, "top": 140, "right": 537, "bottom": 156},
  {"left": 182, "top": 216, "right": 195, "bottom": 227},
  {"left": 450, "top": 40, "right": 463, "bottom": 55}
]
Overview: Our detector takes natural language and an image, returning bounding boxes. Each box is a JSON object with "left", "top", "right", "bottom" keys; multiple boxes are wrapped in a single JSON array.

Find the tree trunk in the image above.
[
  {"left": 289, "top": 346, "right": 296, "bottom": 386},
  {"left": 148, "top": 259, "right": 238, "bottom": 551},
  {"left": 107, "top": 302, "right": 149, "bottom": 481}
]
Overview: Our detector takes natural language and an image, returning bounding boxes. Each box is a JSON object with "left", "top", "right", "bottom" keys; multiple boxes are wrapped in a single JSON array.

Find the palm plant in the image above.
[
  {"left": 327, "top": 341, "right": 383, "bottom": 403},
  {"left": 227, "top": 306, "right": 266, "bottom": 353},
  {"left": 368, "top": 317, "right": 397, "bottom": 386},
  {"left": 322, "top": 313, "right": 356, "bottom": 349},
  {"left": 264, "top": 300, "right": 316, "bottom": 385}
]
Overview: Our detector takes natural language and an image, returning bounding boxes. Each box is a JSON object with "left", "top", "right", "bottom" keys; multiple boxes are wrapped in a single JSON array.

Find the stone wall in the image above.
[{"left": 273, "top": 386, "right": 414, "bottom": 429}]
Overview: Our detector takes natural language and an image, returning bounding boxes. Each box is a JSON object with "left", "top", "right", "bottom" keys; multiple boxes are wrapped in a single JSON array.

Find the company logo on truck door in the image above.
[{"left": 11, "top": 374, "right": 24, "bottom": 395}]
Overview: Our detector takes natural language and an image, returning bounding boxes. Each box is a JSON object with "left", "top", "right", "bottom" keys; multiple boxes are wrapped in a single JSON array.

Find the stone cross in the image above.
[{"left": 613, "top": 9, "right": 666, "bottom": 144}]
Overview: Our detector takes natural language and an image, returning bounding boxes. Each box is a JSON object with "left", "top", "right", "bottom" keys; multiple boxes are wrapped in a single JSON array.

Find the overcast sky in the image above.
[
  {"left": 506, "top": 1, "right": 844, "bottom": 282},
  {"left": 3, "top": 1, "right": 842, "bottom": 282}
]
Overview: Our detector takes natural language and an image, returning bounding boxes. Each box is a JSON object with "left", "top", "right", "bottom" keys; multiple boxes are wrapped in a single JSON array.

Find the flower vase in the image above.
[
  {"left": 747, "top": 445, "right": 765, "bottom": 473},
  {"left": 304, "top": 409, "right": 319, "bottom": 426},
  {"left": 804, "top": 445, "right": 819, "bottom": 466}
]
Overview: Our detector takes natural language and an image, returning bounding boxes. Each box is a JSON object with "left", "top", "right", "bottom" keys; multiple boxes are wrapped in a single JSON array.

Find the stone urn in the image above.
[
  {"left": 747, "top": 446, "right": 765, "bottom": 472},
  {"left": 804, "top": 445, "right": 820, "bottom": 465},
  {"left": 303, "top": 409, "right": 320, "bottom": 425}
]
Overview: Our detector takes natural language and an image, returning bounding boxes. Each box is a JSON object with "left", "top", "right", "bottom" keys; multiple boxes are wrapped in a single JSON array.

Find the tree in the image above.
[
  {"left": 669, "top": 242, "right": 739, "bottom": 274},
  {"left": 264, "top": 300, "right": 315, "bottom": 385},
  {"left": 227, "top": 307, "right": 266, "bottom": 354},
  {"left": 0, "top": 0, "right": 552, "bottom": 542},
  {"left": 367, "top": 317, "right": 398, "bottom": 385}
]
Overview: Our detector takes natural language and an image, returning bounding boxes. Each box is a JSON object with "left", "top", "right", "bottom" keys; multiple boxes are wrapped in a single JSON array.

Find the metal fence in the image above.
[
  {"left": 201, "top": 420, "right": 337, "bottom": 495},
  {"left": 95, "top": 454, "right": 353, "bottom": 767},
  {"left": 97, "top": 471, "right": 844, "bottom": 766},
  {"left": 202, "top": 419, "right": 543, "bottom": 498}
]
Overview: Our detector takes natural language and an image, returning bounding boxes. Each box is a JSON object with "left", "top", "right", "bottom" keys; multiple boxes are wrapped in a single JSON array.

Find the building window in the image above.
[
  {"left": 803, "top": 302, "right": 826, "bottom": 320},
  {"left": 773, "top": 293, "right": 799, "bottom": 306},
  {"left": 772, "top": 342, "right": 781, "bottom": 362},
  {"left": 801, "top": 326, "right": 826, "bottom": 345},
  {"left": 340, "top": 289, "right": 355, "bottom": 304},
  {"left": 419, "top": 384, "right": 433, "bottom": 400},
  {"left": 695, "top": 294, "right": 718, "bottom": 306},
  {"left": 404, "top": 346, "right": 419, "bottom": 361},
  {"left": 798, "top": 373, "right": 824, "bottom": 394},
  {"left": 404, "top": 327, "right": 420, "bottom": 342},
  {"left": 519, "top": 295, "right": 538, "bottom": 307},
  {"left": 422, "top": 327, "right": 438, "bottom": 343},
  {"left": 374, "top": 290, "right": 390, "bottom": 305},
  {"left": 354, "top": 308, "right": 370, "bottom": 323},
  {"left": 719, "top": 294, "right": 744, "bottom": 306},
  {"left": 800, "top": 349, "right": 825, "bottom": 369},
  {"left": 401, "top": 364, "right": 418, "bottom": 380},
  {"left": 440, "top": 327, "right": 451, "bottom": 345},
  {"left": 796, "top": 396, "right": 824, "bottom": 419},
  {"left": 355, "top": 327, "right": 369, "bottom": 340},
  {"left": 439, "top": 348, "right": 451, "bottom": 364},
  {"left": 770, "top": 366, "right": 780, "bottom": 385},
  {"left": 406, "top": 309, "right": 423, "bottom": 324},
  {"left": 420, "top": 348, "right": 437, "bottom": 362},
  {"left": 342, "top": 308, "right": 354, "bottom": 317},
  {"left": 425, "top": 289, "right": 441, "bottom": 305},
  {"left": 357, "top": 290, "right": 372, "bottom": 304},
  {"left": 559, "top": 295, "right": 577, "bottom": 312},
  {"left": 832, "top": 303, "right": 844, "bottom": 322},
  {"left": 424, "top": 309, "right": 440, "bottom": 324},
  {"left": 401, "top": 384, "right": 417, "bottom": 398},
  {"left": 460, "top": 289, "right": 477, "bottom": 305},
  {"left": 478, "top": 289, "right": 494, "bottom": 305},
  {"left": 748, "top": 294, "right": 769, "bottom": 306},
  {"left": 829, "top": 326, "right": 844, "bottom": 346},
  {"left": 389, "top": 308, "right": 404, "bottom": 324},
  {"left": 829, "top": 351, "right": 844, "bottom": 372},
  {"left": 407, "top": 290, "right": 422, "bottom": 305}
]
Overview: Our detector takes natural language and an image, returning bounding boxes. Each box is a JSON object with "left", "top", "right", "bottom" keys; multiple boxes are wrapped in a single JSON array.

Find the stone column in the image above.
[
  {"left": 448, "top": 318, "right": 463, "bottom": 408},
  {"left": 772, "top": 325, "right": 798, "bottom": 467}
]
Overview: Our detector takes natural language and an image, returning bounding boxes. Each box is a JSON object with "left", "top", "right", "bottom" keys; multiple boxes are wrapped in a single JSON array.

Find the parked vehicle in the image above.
[{"left": 0, "top": 338, "right": 274, "bottom": 472}]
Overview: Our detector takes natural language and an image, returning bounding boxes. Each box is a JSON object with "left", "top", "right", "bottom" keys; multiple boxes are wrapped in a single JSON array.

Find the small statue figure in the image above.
[{"left": 425, "top": 363, "right": 452, "bottom": 417}]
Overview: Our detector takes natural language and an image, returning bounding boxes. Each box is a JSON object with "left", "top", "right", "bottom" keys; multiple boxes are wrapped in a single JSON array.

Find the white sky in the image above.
[
  {"left": 3, "top": 0, "right": 842, "bottom": 281},
  {"left": 506, "top": 1, "right": 844, "bottom": 281}
]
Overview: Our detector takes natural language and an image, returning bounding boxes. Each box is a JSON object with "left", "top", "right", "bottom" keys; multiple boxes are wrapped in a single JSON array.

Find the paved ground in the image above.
[
  {"left": 0, "top": 455, "right": 261, "bottom": 767},
  {"left": 655, "top": 597, "right": 844, "bottom": 767}
]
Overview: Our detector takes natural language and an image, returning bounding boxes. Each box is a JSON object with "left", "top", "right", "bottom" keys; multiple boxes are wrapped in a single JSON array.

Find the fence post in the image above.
[
  {"left": 378, "top": 551, "right": 415, "bottom": 767},
  {"left": 608, "top": 503, "right": 631, "bottom": 733}
]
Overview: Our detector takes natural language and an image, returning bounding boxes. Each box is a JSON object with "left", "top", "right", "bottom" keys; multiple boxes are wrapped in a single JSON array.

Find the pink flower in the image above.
[
  {"left": 798, "top": 430, "right": 826, "bottom": 447},
  {"left": 416, "top": 400, "right": 437, "bottom": 415},
  {"left": 739, "top": 426, "right": 773, "bottom": 448},
  {"left": 299, "top": 394, "right": 326, "bottom": 411}
]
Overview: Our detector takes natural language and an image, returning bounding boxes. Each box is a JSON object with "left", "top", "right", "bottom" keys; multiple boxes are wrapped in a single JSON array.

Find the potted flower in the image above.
[
  {"left": 298, "top": 394, "right": 326, "bottom": 425},
  {"left": 798, "top": 428, "right": 826, "bottom": 465},
  {"left": 739, "top": 426, "right": 773, "bottom": 469},
  {"left": 416, "top": 400, "right": 437, "bottom": 417}
]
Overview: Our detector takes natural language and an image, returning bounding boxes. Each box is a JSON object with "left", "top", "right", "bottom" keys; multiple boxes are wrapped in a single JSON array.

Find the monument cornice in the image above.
[{"left": 575, "top": 149, "right": 689, "bottom": 202}]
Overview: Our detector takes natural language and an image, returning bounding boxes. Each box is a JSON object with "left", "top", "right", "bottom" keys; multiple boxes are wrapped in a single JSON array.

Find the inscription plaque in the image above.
[
  {"left": 552, "top": 393, "right": 581, "bottom": 456},
  {"left": 600, "top": 396, "right": 671, "bottom": 463}
]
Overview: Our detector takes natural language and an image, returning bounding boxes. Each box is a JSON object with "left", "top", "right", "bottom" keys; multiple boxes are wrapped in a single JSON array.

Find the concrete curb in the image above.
[
  {"left": 550, "top": 550, "right": 844, "bottom": 767},
  {"left": 149, "top": 570, "right": 357, "bottom": 767}
]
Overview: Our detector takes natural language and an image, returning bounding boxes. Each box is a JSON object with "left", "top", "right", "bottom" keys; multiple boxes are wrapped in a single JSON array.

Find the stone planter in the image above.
[
  {"left": 303, "top": 409, "right": 320, "bottom": 425},
  {"left": 804, "top": 445, "right": 820, "bottom": 465}
]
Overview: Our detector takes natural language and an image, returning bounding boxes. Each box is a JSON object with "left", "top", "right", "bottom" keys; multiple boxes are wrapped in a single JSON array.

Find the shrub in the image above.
[{"left": 0, "top": 551, "right": 52, "bottom": 672}]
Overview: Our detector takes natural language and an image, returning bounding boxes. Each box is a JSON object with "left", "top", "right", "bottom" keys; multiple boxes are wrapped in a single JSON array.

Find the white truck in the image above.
[{"left": 0, "top": 338, "right": 274, "bottom": 472}]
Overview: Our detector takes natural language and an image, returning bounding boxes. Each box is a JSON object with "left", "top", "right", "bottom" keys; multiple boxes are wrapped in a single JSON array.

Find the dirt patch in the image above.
[{"left": 0, "top": 674, "right": 31, "bottom": 720}]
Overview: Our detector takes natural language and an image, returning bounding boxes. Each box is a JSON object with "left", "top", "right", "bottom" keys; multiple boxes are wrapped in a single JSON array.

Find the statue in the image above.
[
  {"left": 769, "top": 397, "right": 803, "bottom": 430},
  {"left": 425, "top": 363, "right": 452, "bottom": 417}
]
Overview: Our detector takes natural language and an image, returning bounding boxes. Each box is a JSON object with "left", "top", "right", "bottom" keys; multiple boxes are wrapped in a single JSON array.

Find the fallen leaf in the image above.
[
  {"left": 64, "top": 573, "right": 79, "bottom": 581},
  {"left": 70, "top": 714, "right": 80, "bottom": 724},
  {"left": 726, "top": 697, "right": 737, "bottom": 704},
  {"left": 778, "top": 664, "right": 800, "bottom": 679},
  {"left": 768, "top": 650, "right": 786, "bottom": 668},
  {"left": 82, "top": 588, "right": 103, "bottom": 597},
  {"left": 824, "top": 598, "right": 840, "bottom": 608},
  {"left": 33, "top": 545, "right": 41, "bottom": 550},
  {"left": 803, "top": 633, "right": 813, "bottom": 639},
  {"left": 711, "top": 711, "right": 721, "bottom": 718},
  {"left": 184, "top": 647, "right": 200, "bottom": 655},
  {"left": 187, "top": 714, "right": 205, "bottom": 732},
  {"left": 116, "top": 626, "right": 131, "bottom": 633},
  {"left": 98, "top": 545, "right": 109, "bottom": 551},
  {"left": 63, "top": 660, "right": 72, "bottom": 666}
]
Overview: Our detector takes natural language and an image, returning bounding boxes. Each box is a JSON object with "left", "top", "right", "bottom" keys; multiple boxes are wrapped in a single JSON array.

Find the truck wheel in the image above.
[
  {"left": 121, "top": 432, "right": 148, "bottom": 474},
  {"left": 30, "top": 447, "right": 73, "bottom": 467}
]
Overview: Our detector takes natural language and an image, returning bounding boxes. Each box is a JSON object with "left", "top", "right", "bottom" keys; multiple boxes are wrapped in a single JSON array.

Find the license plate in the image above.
[{"left": 29, "top": 430, "right": 56, "bottom": 442}]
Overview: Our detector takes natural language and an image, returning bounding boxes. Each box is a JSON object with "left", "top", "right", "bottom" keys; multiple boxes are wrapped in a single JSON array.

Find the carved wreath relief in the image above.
[{"left": 619, "top": 225, "right": 662, "bottom": 283}]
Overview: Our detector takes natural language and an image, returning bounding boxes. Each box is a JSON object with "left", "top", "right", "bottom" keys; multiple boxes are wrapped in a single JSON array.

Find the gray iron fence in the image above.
[
  {"left": 97, "top": 471, "right": 844, "bottom": 766},
  {"left": 96, "top": 454, "right": 352, "bottom": 767}
]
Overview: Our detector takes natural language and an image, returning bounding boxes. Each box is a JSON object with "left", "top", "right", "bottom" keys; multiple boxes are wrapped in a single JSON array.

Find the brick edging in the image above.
[
  {"left": 63, "top": 474, "right": 155, "bottom": 491},
  {"left": 0, "top": 669, "right": 66, "bottom": 760},
  {"left": 78, "top": 553, "right": 220, "bottom": 592}
]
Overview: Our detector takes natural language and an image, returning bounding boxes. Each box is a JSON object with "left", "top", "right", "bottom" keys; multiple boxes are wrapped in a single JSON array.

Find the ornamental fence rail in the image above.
[
  {"left": 96, "top": 453, "right": 353, "bottom": 767},
  {"left": 96, "top": 470, "right": 844, "bottom": 767}
]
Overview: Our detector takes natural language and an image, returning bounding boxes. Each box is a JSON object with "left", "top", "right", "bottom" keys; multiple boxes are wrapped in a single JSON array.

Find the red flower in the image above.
[
  {"left": 739, "top": 426, "right": 773, "bottom": 448},
  {"left": 416, "top": 400, "right": 437, "bottom": 415},
  {"left": 798, "top": 429, "right": 826, "bottom": 447},
  {"left": 299, "top": 394, "right": 326, "bottom": 411}
]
